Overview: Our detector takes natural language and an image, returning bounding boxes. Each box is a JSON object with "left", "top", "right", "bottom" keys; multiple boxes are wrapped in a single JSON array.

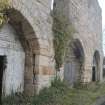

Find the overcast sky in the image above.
[
  {"left": 98, "top": 0, "right": 105, "bottom": 54},
  {"left": 51, "top": 0, "right": 105, "bottom": 54},
  {"left": 98, "top": 0, "right": 105, "bottom": 29}
]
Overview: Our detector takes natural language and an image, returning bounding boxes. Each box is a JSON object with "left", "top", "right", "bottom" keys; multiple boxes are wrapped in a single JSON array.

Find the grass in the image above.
[{"left": 2, "top": 78, "right": 105, "bottom": 105}]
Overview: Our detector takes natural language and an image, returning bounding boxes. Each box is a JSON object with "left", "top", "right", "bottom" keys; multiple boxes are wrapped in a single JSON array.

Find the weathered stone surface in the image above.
[
  {"left": 54, "top": 0, "right": 103, "bottom": 84},
  {"left": 0, "top": 0, "right": 55, "bottom": 96},
  {"left": 0, "top": 0, "right": 103, "bottom": 96}
]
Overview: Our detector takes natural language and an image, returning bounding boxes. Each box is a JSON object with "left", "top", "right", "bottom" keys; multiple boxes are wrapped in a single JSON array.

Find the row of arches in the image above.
[
  {"left": 0, "top": 1, "right": 103, "bottom": 102},
  {"left": 51, "top": 0, "right": 102, "bottom": 86},
  {"left": 64, "top": 39, "right": 101, "bottom": 86}
]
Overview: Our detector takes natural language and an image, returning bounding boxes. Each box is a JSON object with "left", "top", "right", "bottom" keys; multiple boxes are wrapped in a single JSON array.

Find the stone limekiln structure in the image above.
[
  {"left": 0, "top": 0, "right": 103, "bottom": 96},
  {"left": 54, "top": 0, "right": 103, "bottom": 85},
  {"left": 0, "top": 0, "right": 55, "bottom": 96}
]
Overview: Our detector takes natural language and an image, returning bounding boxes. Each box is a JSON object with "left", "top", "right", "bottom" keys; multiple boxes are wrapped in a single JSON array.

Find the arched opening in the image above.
[
  {"left": 92, "top": 51, "right": 100, "bottom": 82},
  {"left": 64, "top": 39, "right": 85, "bottom": 86},
  {"left": 103, "top": 57, "right": 105, "bottom": 78},
  {"left": 0, "top": 8, "right": 40, "bottom": 97}
]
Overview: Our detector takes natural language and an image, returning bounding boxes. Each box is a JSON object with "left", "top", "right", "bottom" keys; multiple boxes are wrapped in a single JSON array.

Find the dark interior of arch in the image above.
[
  {"left": 0, "top": 56, "right": 7, "bottom": 104},
  {"left": 71, "top": 39, "right": 84, "bottom": 62}
]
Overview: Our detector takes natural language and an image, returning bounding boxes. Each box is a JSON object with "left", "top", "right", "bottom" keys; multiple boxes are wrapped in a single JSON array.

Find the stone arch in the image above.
[
  {"left": 6, "top": 8, "right": 40, "bottom": 51},
  {"left": 103, "top": 57, "right": 105, "bottom": 78},
  {"left": 64, "top": 39, "right": 85, "bottom": 86},
  {"left": 7, "top": 0, "right": 56, "bottom": 94},
  {"left": 3, "top": 8, "right": 40, "bottom": 95},
  {"left": 92, "top": 50, "right": 100, "bottom": 81}
]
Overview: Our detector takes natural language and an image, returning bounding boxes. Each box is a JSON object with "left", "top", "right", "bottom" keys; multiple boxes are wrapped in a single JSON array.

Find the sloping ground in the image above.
[
  {"left": 93, "top": 96, "right": 105, "bottom": 105},
  {"left": 2, "top": 79, "right": 105, "bottom": 105}
]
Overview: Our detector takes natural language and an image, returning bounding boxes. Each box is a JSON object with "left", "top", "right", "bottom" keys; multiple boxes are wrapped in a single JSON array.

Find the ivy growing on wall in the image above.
[
  {"left": 0, "top": 0, "right": 10, "bottom": 27},
  {"left": 52, "top": 12, "right": 75, "bottom": 70}
]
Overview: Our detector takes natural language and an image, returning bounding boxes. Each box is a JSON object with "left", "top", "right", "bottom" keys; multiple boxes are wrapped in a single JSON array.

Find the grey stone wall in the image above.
[
  {"left": 0, "top": 0, "right": 55, "bottom": 95},
  {"left": 54, "top": 0, "right": 103, "bottom": 83},
  {"left": 10, "top": 0, "right": 55, "bottom": 94}
]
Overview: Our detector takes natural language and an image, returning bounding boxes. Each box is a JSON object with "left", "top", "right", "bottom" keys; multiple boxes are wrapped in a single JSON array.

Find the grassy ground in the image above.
[{"left": 2, "top": 79, "right": 105, "bottom": 105}]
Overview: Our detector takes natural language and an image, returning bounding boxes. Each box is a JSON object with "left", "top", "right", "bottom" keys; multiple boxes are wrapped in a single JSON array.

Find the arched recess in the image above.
[
  {"left": 64, "top": 39, "right": 85, "bottom": 86},
  {"left": 92, "top": 50, "right": 100, "bottom": 82},
  {"left": 4, "top": 8, "right": 40, "bottom": 95},
  {"left": 103, "top": 57, "right": 105, "bottom": 78}
]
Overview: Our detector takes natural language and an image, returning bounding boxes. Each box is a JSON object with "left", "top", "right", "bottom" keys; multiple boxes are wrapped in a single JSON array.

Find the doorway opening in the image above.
[
  {"left": 92, "top": 66, "right": 96, "bottom": 81},
  {"left": 92, "top": 51, "right": 100, "bottom": 82},
  {"left": 64, "top": 39, "right": 85, "bottom": 86},
  {"left": 0, "top": 56, "right": 7, "bottom": 104}
]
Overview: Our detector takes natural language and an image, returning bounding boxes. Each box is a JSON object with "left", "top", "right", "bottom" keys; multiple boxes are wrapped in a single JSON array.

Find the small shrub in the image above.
[
  {"left": 2, "top": 92, "right": 32, "bottom": 105},
  {"left": 2, "top": 80, "right": 105, "bottom": 105},
  {"left": 0, "top": 0, "right": 10, "bottom": 27}
]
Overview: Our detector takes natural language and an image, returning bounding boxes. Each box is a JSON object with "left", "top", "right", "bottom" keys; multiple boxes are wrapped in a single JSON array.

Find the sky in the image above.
[
  {"left": 98, "top": 0, "right": 105, "bottom": 54},
  {"left": 51, "top": 0, "right": 54, "bottom": 10},
  {"left": 98, "top": 0, "right": 105, "bottom": 28}
]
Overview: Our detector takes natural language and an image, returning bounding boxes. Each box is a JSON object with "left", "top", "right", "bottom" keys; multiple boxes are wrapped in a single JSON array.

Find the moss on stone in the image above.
[{"left": 52, "top": 12, "right": 75, "bottom": 70}]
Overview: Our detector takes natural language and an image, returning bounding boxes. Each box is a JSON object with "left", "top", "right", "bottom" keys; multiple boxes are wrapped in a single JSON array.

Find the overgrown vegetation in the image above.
[
  {"left": 52, "top": 11, "right": 75, "bottom": 70},
  {"left": 0, "top": 0, "right": 10, "bottom": 27},
  {"left": 2, "top": 78, "right": 105, "bottom": 105},
  {"left": 2, "top": 92, "right": 32, "bottom": 105}
]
